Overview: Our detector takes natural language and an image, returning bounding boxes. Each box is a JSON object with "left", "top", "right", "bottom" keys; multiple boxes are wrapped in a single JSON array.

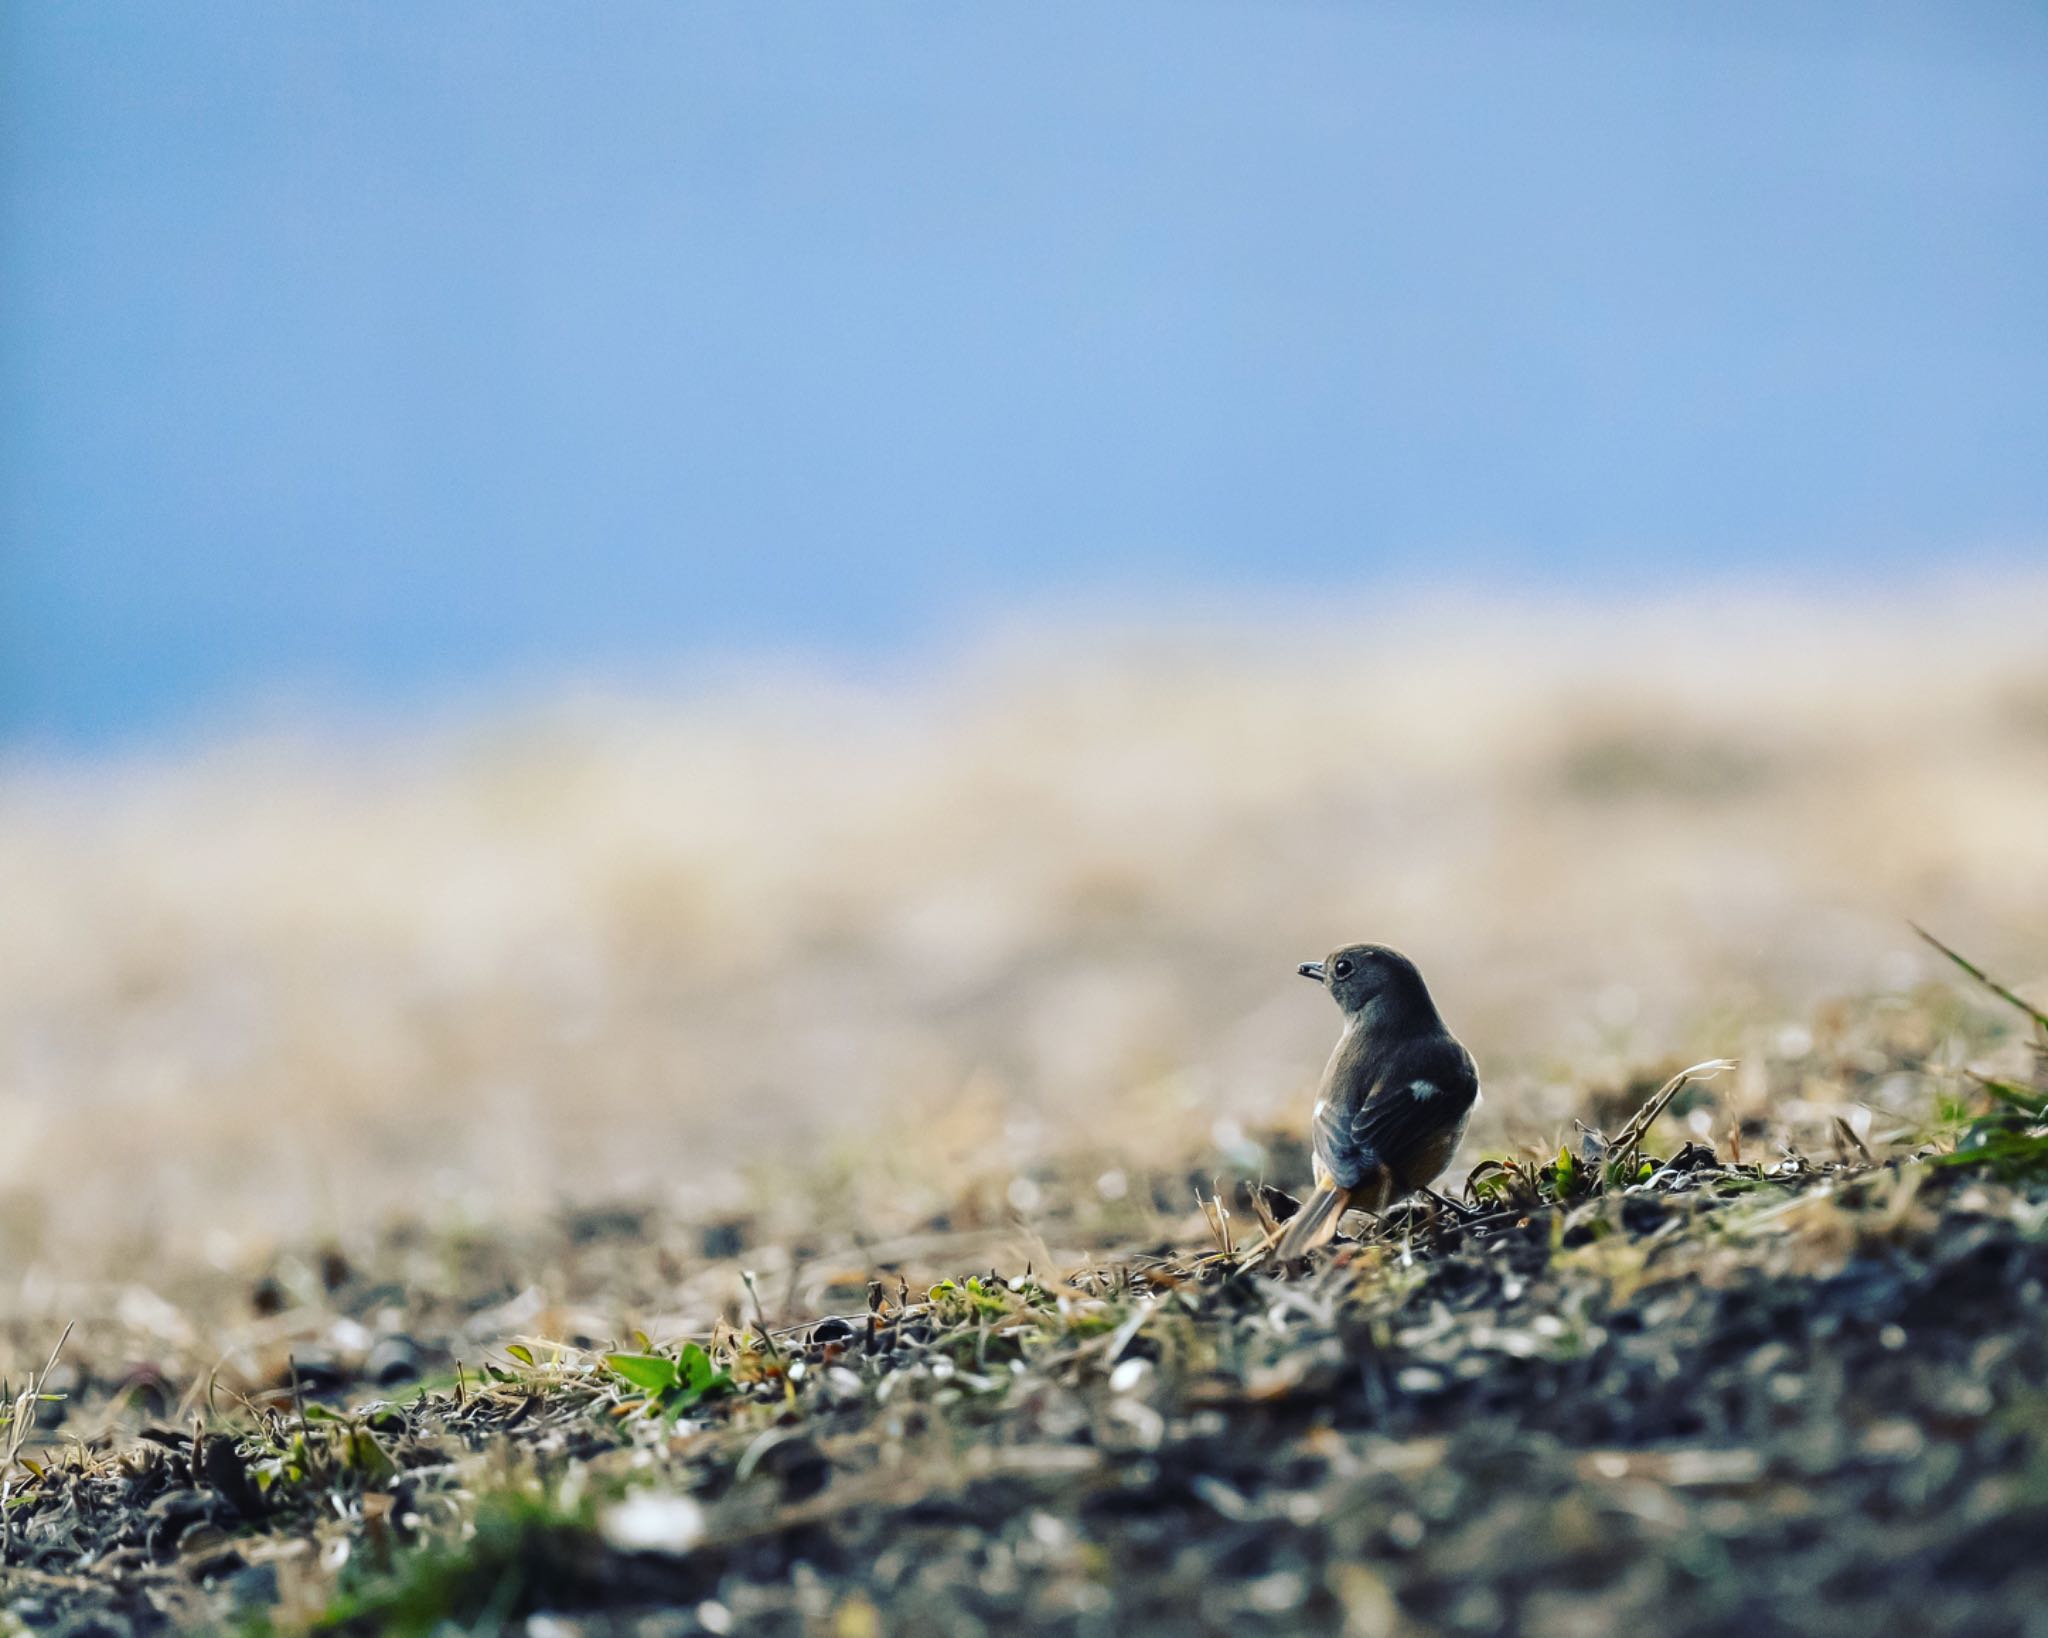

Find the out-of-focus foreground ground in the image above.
[{"left": 3, "top": 583, "right": 2047, "bottom": 1351}]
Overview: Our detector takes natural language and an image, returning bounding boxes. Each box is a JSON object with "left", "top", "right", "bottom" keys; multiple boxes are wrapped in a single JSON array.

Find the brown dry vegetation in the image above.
[{"left": 2, "top": 584, "right": 2048, "bottom": 1634}]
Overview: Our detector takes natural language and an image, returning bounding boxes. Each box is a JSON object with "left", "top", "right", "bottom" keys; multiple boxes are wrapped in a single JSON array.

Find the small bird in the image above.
[{"left": 1272, "top": 943, "right": 1480, "bottom": 1261}]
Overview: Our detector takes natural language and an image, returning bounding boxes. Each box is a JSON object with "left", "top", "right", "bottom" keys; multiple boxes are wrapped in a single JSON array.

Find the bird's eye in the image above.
[{"left": 1333, "top": 958, "right": 1353, "bottom": 978}]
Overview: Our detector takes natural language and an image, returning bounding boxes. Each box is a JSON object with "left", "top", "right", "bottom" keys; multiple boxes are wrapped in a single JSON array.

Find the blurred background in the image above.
[{"left": 2, "top": 3, "right": 2047, "bottom": 1280}]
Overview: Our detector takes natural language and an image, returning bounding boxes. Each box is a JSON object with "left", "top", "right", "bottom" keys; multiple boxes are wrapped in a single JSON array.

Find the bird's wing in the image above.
[{"left": 1314, "top": 1036, "right": 1478, "bottom": 1190}]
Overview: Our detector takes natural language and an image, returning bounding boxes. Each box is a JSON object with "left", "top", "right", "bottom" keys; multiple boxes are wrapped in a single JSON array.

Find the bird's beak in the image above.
[{"left": 1297, "top": 961, "right": 1327, "bottom": 983}]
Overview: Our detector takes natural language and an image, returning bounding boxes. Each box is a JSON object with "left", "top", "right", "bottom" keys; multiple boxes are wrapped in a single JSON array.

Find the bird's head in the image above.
[{"left": 1297, "top": 943, "right": 1435, "bottom": 1022}]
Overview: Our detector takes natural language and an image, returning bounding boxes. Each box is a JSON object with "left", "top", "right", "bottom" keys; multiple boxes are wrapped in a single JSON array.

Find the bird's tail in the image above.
[{"left": 1272, "top": 1181, "right": 1353, "bottom": 1262}]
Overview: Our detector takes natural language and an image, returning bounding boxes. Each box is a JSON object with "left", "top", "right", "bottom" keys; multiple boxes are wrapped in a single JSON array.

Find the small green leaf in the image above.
[
  {"left": 605, "top": 1352, "right": 681, "bottom": 1396},
  {"left": 1981, "top": 1079, "right": 2048, "bottom": 1118},
  {"left": 662, "top": 1372, "right": 735, "bottom": 1421},
  {"left": 677, "top": 1342, "right": 715, "bottom": 1392},
  {"left": 505, "top": 1344, "right": 535, "bottom": 1367},
  {"left": 1931, "top": 1130, "right": 2048, "bottom": 1179},
  {"left": 343, "top": 1426, "right": 397, "bottom": 1482}
]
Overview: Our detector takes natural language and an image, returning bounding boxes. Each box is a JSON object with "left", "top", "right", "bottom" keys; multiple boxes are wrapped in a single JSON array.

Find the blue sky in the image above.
[{"left": 3, "top": 3, "right": 2045, "bottom": 746}]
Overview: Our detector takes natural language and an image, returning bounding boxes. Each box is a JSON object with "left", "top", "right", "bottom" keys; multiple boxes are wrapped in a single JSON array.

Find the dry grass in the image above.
[
  {"left": 2, "top": 995, "right": 2043, "bottom": 1635},
  {"left": 1, "top": 580, "right": 2046, "bottom": 1369},
  {"left": 2, "top": 571, "right": 2048, "bottom": 1634}
]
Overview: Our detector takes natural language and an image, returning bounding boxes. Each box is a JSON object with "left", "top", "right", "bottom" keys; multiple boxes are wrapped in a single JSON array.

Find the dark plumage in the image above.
[{"left": 1273, "top": 943, "right": 1479, "bottom": 1260}]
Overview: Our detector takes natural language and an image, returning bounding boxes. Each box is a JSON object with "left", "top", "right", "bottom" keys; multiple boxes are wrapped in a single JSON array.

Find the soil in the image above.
[{"left": 5, "top": 1123, "right": 2046, "bottom": 1637}]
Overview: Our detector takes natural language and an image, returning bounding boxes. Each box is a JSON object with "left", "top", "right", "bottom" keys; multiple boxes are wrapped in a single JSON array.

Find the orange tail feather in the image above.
[{"left": 1272, "top": 1181, "right": 1353, "bottom": 1261}]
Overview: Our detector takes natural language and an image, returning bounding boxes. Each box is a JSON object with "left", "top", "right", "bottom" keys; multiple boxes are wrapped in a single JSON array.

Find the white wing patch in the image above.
[{"left": 1409, "top": 1079, "right": 1439, "bottom": 1100}]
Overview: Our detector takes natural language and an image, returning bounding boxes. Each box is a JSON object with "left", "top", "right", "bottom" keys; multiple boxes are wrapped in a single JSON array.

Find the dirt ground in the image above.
[
  {"left": 4, "top": 1008, "right": 2046, "bottom": 1635},
  {"left": 3, "top": 587, "right": 2047, "bottom": 1633}
]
